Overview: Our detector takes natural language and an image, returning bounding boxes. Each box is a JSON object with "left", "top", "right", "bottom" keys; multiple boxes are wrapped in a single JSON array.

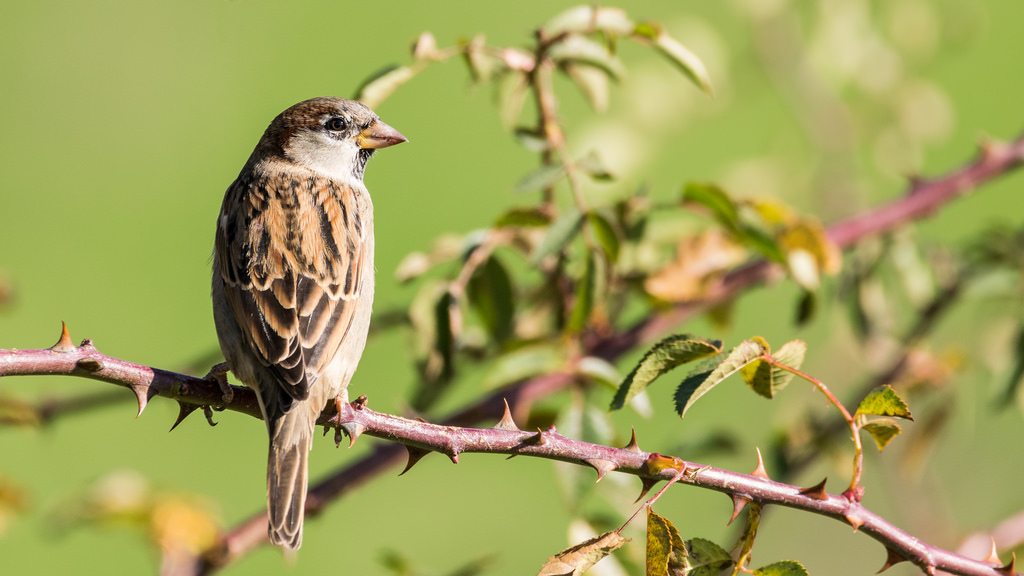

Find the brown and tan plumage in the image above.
[{"left": 212, "top": 97, "right": 405, "bottom": 549}]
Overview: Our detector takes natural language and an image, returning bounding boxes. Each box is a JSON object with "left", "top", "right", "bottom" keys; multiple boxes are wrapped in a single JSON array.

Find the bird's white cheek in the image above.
[{"left": 285, "top": 131, "right": 362, "bottom": 186}]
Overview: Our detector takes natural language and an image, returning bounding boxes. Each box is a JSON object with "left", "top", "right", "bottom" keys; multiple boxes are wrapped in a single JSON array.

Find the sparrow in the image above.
[{"left": 211, "top": 97, "right": 406, "bottom": 550}]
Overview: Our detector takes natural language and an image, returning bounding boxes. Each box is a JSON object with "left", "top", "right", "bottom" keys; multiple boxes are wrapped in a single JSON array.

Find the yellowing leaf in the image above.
[
  {"left": 549, "top": 34, "right": 626, "bottom": 80},
  {"left": 644, "top": 230, "right": 745, "bottom": 303},
  {"left": 856, "top": 385, "right": 914, "bottom": 420},
  {"left": 543, "top": 5, "right": 635, "bottom": 36},
  {"left": 740, "top": 339, "right": 806, "bottom": 399},
  {"left": 862, "top": 418, "right": 903, "bottom": 451},
  {"left": 355, "top": 65, "right": 416, "bottom": 109},
  {"left": 537, "top": 530, "right": 628, "bottom": 576},
  {"left": 610, "top": 335, "right": 723, "bottom": 411},
  {"left": 647, "top": 511, "right": 732, "bottom": 576},
  {"left": 779, "top": 218, "right": 842, "bottom": 279},
  {"left": 634, "top": 22, "right": 713, "bottom": 95}
]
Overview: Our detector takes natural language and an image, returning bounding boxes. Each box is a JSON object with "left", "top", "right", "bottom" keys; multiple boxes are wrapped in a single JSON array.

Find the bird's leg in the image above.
[{"left": 203, "top": 362, "right": 234, "bottom": 405}]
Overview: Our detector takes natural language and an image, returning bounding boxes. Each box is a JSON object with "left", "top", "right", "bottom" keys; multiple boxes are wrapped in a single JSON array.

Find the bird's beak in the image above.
[{"left": 356, "top": 120, "right": 407, "bottom": 150}]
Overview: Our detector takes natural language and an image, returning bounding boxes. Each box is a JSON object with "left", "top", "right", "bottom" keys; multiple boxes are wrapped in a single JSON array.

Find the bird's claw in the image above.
[{"left": 204, "top": 362, "right": 233, "bottom": 405}]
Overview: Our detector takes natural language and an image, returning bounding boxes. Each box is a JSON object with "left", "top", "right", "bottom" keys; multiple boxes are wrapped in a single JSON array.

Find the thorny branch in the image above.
[{"left": 2, "top": 130, "right": 1023, "bottom": 575}]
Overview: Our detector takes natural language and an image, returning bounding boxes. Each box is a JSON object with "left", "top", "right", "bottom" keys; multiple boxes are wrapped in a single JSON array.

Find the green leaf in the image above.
[
  {"left": 494, "top": 207, "right": 552, "bottom": 228},
  {"left": 856, "top": 385, "right": 914, "bottom": 420},
  {"left": 513, "top": 128, "right": 550, "bottom": 152},
  {"left": 610, "top": 334, "right": 723, "bottom": 411},
  {"left": 587, "top": 211, "right": 620, "bottom": 263},
  {"left": 682, "top": 183, "right": 739, "bottom": 230},
  {"left": 682, "top": 538, "right": 733, "bottom": 576},
  {"left": 549, "top": 34, "right": 626, "bottom": 80},
  {"left": 634, "top": 22, "right": 713, "bottom": 96},
  {"left": 740, "top": 339, "right": 806, "bottom": 399},
  {"left": 355, "top": 65, "right": 416, "bottom": 108},
  {"left": 578, "top": 151, "right": 615, "bottom": 181},
  {"left": 568, "top": 250, "right": 597, "bottom": 333},
  {"left": 466, "top": 255, "right": 515, "bottom": 344},
  {"left": 675, "top": 340, "right": 767, "bottom": 418},
  {"left": 862, "top": 418, "right": 902, "bottom": 451},
  {"left": 514, "top": 163, "right": 566, "bottom": 194},
  {"left": 753, "top": 560, "right": 810, "bottom": 576},
  {"left": 738, "top": 224, "right": 786, "bottom": 263},
  {"left": 543, "top": 5, "right": 635, "bottom": 36},
  {"left": 531, "top": 208, "right": 584, "bottom": 264}
]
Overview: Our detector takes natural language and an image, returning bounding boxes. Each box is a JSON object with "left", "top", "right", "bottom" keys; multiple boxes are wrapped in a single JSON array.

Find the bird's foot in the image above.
[{"left": 203, "top": 362, "right": 233, "bottom": 405}]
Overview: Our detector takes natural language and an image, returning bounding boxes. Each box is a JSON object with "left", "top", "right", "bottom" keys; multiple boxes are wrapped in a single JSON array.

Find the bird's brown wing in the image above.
[{"left": 215, "top": 171, "right": 367, "bottom": 401}]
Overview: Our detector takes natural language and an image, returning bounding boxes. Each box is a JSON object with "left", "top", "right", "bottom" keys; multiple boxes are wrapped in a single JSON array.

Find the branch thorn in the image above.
[
  {"left": 985, "top": 539, "right": 1001, "bottom": 565},
  {"left": 751, "top": 447, "right": 770, "bottom": 479},
  {"left": 169, "top": 401, "right": 201, "bottom": 431},
  {"left": 634, "top": 478, "right": 658, "bottom": 503},
  {"left": 338, "top": 422, "right": 366, "bottom": 448},
  {"left": 877, "top": 547, "right": 907, "bottom": 573},
  {"left": 493, "top": 398, "right": 521, "bottom": 431},
  {"left": 528, "top": 428, "right": 547, "bottom": 446},
  {"left": 623, "top": 427, "right": 642, "bottom": 453},
  {"left": 995, "top": 553, "right": 1016, "bottom": 576},
  {"left": 130, "top": 384, "right": 153, "bottom": 418},
  {"left": 845, "top": 512, "right": 865, "bottom": 532},
  {"left": 798, "top": 477, "right": 829, "bottom": 501},
  {"left": 727, "top": 494, "right": 751, "bottom": 526},
  {"left": 400, "top": 447, "right": 431, "bottom": 476},
  {"left": 584, "top": 458, "right": 617, "bottom": 482},
  {"left": 50, "top": 322, "right": 75, "bottom": 353}
]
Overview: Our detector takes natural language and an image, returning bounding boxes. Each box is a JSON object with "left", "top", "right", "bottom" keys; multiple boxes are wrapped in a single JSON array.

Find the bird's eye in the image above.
[{"left": 325, "top": 117, "right": 347, "bottom": 131}]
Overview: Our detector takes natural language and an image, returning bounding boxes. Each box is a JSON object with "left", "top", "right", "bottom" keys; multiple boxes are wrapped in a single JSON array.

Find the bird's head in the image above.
[{"left": 260, "top": 97, "right": 406, "bottom": 183}]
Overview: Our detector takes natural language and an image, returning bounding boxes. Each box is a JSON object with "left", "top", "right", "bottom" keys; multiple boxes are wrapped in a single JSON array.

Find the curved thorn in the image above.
[
  {"left": 400, "top": 447, "right": 431, "bottom": 476},
  {"left": 169, "top": 401, "right": 200, "bottom": 431},
  {"left": 529, "top": 428, "right": 547, "bottom": 446},
  {"left": 131, "top": 385, "right": 151, "bottom": 418},
  {"left": 798, "top": 477, "right": 829, "bottom": 501},
  {"left": 985, "top": 538, "right": 1001, "bottom": 565},
  {"left": 51, "top": 322, "right": 75, "bottom": 353},
  {"left": 623, "top": 427, "right": 642, "bottom": 453},
  {"left": 727, "top": 494, "right": 751, "bottom": 526},
  {"left": 634, "top": 478, "right": 658, "bottom": 504},
  {"left": 996, "top": 553, "right": 1016, "bottom": 576},
  {"left": 751, "top": 447, "right": 769, "bottom": 479},
  {"left": 493, "top": 398, "right": 521, "bottom": 431},
  {"left": 877, "top": 547, "right": 907, "bottom": 574},
  {"left": 339, "top": 422, "right": 366, "bottom": 448},
  {"left": 584, "top": 458, "right": 617, "bottom": 482}
]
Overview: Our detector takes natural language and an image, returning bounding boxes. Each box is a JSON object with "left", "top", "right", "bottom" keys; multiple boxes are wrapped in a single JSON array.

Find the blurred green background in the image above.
[{"left": 2, "top": 1, "right": 1023, "bottom": 575}]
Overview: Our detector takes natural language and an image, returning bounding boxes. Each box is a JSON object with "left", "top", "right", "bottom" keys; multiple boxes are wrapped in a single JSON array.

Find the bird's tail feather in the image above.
[{"left": 267, "top": 409, "right": 313, "bottom": 550}]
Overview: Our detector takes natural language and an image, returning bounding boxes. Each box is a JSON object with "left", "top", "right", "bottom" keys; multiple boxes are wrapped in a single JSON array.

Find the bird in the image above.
[{"left": 211, "top": 97, "right": 406, "bottom": 549}]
